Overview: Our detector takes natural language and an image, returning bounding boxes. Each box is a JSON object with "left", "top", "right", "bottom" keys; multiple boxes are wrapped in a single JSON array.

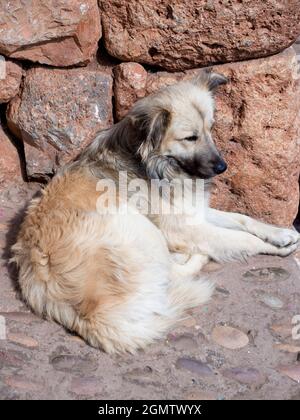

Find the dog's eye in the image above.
[{"left": 184, "top": 135, "right": 198, "bottom": 141}]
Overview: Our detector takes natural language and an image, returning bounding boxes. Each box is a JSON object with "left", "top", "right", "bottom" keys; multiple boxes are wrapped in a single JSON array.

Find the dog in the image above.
[{"left": 12, "top": 70, "right": 299, "bottom": 354}]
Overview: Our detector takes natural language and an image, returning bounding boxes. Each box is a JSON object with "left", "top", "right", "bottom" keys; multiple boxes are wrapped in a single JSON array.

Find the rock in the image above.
[
  {"left": 215, "top": 287, "right": 230, "bottom": 297},
  {"left": 210, "top": 49, "right": 300, "bottom": 226},
  {"left": 0, "top": 349, "right": 28, "bottom": 369},
  {"left": 259, "top": 295, "right": 285, "bottom": 310},
  {"left": 274, "top": 344, "right": 300, "bottom": 353},
  {"left": 211, "top": 325, "right": 249, "bottom": 350},
  {"left": 114, "top": 63, "right": 148, "bottom": 121},
  {"left": 100, "top": 0, "right": 300, "bottom": 71},
  {"left": 0, "top": 57, "right": 22, "bottom": 103},
  {"left": 167, "top": 333, "right": 198, "bottom": 351},
  {"left": 4, "top": 375, "right": 42, "bottom": 392},
  {"left": 70, "top": 376, "right": 102, "bottom": 396},
  {"left": 0, "top": 0, "right": 101, "bottom": 67},
  {"left": 243, "top": 267, "right": 290, "bottom": 283},
  {"left": 8, "top": 333, "right": 39, "bottom": 349},
  {"left": 0, "top": 126, "right": 22, "bottom": 193},
  {"left": 253, "top": 290, "right": 285, "bottom": 309},
  {"left": 269, "top": 323, "right": 293, "bottom": 340},
  {"left": 277, "top": 364, "right": 300, "bottom": 383},
  {"left": 51, "top": 354, "right": 98, "bottom": 374},
  {"left": 114, "top": 49, "right": 300, "bottom": 226},
  {"left": 123, "top": 366, "right": 160, "bottom": 386},
  {"left": 222, "top": 367, "right": 265, "bottom": 387},
  {"left": 114, "top": 62, "right": 184, "bottom": 120},
  {"left": 176, "top": 357, "right": 214, "bottom": 377},
  {"left": 7, "top": 67, "right": 113, "bottom": 178},
  {"left": 0, "top": 311, "right": 42, "bottom": 324}
]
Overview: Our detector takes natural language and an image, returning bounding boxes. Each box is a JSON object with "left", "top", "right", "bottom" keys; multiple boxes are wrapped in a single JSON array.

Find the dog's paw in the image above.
[
  {"left": 276, "top": 242, "right": 298, "bottom": 257},
  {"left": 265, "top": 228, "right": 300, "bottom": 248}
]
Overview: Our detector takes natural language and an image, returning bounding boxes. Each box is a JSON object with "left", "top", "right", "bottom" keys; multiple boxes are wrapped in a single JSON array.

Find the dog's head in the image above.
[{"left": 128, "top": 70, "right": 228, "bottom": 180}]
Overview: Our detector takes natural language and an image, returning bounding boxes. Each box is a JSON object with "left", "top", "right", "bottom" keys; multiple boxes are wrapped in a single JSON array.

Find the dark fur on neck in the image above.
[{"left": 68, "top": 102, "right": 181, "bottom": 181}]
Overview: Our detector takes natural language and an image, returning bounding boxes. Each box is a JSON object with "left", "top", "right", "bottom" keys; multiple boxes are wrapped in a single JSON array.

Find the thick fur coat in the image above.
[{"left": 12, "top": 71, "right": 299, "bottom": 353}]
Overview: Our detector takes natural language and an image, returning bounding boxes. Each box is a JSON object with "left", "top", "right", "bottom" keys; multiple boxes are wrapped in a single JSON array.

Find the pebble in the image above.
[
  {"left": 176, "top": 357, "right": 214, "bottom": 377},
  {"left": 261, "top": 296, "right": 284, "bottom": 309},
  {"left": 5, "top": 375, "right": 43, "bottom": 392},
  {"left": 70, "top": 377, "right": 102, "bottom": 396},
  {"left": 274, "top": 343, "right": 300, "bottom": 353},
  {"left": 51, "top": 355, "right": 98, "bottom": 374},
  {"left": 215, "top": 287, "right": 230, "bottom": 296},
  {"left": 277, "top": 364, "right": 300, "bottom": 383},
  {"left": 8, "top": 333, "right": 39, "bottom": 349},
  {"left": 211, "top": 325, "right": 249, "bottom": 350},
  {"left": 222, "top": 367, "right": 265, "bottom": 387},
  {"left": 0, "top": 348, "right": 28, "bottom": 368},
  {"left": 123, "top": 366, "right": 160, "bottom": 386},
  {"left": 0, "top": 311, "right": 42, "bottom": 324},
  {"left": 168, "top": 333, "right": 198, "bottom": 351},
  {"left": 256, "top": 292, "right": 285, "bottom": 309},
  {"left": 242, "top": 267, "right": 290, "bottom": 282},
  {"left": 269, "top": 323, "right": 293, "bottom": 339}
]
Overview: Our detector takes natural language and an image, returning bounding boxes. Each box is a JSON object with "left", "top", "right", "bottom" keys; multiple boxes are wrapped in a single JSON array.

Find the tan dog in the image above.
[{"left": 12, "top": 71, "right": 299, "bottom": 353}]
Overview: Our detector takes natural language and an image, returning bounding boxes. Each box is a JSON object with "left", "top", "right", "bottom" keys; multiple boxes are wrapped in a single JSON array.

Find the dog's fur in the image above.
[{"left": 12, "top": 71, "right": 299, "bottom": 353}]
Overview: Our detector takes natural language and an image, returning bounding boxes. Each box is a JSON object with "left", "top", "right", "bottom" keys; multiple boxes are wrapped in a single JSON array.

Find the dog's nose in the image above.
[{"left": 213, "top": 159, "right": 227, "bottom": 175}]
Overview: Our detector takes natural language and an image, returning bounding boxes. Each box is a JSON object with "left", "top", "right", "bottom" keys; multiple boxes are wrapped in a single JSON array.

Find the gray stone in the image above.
[
  {"left": 243, "top": 267, "right": 290, "bottom": 282},
  {"left": 51, "top": 355, "right": 98, "bottom": 374},
  {"left": 176, "top": 357, "right": 214, "bottom": 377}
]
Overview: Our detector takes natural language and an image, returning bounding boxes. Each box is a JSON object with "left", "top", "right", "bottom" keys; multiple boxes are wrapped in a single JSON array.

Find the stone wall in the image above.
[{"left": 0, "top": 1, "right": 300, "bottom": 226}]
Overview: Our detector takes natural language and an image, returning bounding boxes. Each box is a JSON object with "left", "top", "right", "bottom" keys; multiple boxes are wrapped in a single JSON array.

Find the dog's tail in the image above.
[
  {"left": 76, "top": 273, "right": 213, "bottom": 355},
  {"left": 168, "top": 272, "right": 214, "bottom": 317},
  {"left": 78, "top": 256, "right": 214, "bottom": 354}
]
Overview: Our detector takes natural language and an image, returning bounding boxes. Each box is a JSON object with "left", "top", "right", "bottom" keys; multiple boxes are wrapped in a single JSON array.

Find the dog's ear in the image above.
[
  {"left": 193, "top": 69, "right": 228, "bottom": 93},
  {"left": 134, "top": 106, "right": 171, "bottom": 161}
]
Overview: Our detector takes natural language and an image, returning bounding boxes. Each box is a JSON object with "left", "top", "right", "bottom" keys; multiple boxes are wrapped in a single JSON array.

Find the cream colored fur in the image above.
[{"left": 12, "top": 72, "right": 299, "bottom": 353}]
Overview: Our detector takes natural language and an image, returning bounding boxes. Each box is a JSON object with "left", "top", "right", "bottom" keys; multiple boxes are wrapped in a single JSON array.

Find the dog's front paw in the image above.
[
  {"left": 266, "top": 228, "right": 300, "bottom": 248},
  {"left": 276, "top": 242, "right": 299, "bottom": 257}
]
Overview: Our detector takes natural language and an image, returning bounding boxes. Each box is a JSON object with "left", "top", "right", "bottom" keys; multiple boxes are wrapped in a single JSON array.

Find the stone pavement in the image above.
[{"left": 0, "top": 185, "right": 300, "bottom": 400}]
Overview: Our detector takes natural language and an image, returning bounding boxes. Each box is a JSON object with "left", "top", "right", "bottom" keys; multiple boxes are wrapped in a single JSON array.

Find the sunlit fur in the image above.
[{"left": 12, "top": 71, "right": 299, "bottom": 353}]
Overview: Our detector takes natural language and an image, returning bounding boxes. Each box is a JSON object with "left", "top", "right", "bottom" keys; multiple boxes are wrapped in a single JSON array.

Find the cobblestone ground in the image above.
[{"left": 0, "top": 184, "right": 300, "bottom": 400}]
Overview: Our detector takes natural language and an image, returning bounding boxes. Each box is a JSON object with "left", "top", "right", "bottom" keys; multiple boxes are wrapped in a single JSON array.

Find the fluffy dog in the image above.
[{"left": 12, "top": 71, "right": 299, "bottom": 353}]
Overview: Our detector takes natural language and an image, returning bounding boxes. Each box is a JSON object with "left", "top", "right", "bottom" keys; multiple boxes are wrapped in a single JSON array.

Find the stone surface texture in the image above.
[
  {"left": 0, "top": 57, "right": 23, "bottom": 103},
  {"left": 0, "top": 125, "right": 22, "bottom": 193},
  {"left": 7, "top": 67, "right": 113, "bottom": 178},
  {"left": 0, "top": 0, "right": 101, "bottom": 66},
  {"left": 100, "top": 0, "right": 300, "bottom": 71}
]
